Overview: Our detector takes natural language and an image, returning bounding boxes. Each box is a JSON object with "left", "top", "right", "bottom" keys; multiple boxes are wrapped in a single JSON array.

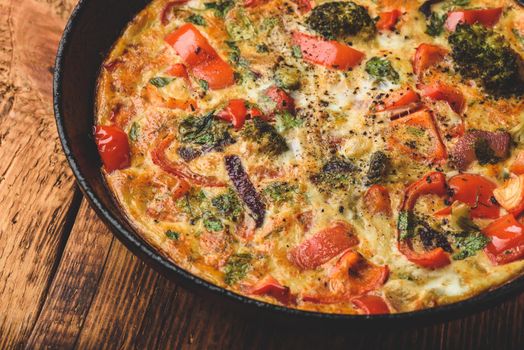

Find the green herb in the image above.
[
  {"left": 185, "top": 14, "right": 207, "bottom": 26},
  {"left": 176, "top": 189, "right": 208, "bottom": 224},
  {"left": 226, "top": 8, "right": 255, "bottom": 41},
  {"left": 243, "top": 118, "right": 289, "bottom": 156},
  {"left": 129, "top": 122, "right": 140, "bottom": 141},
  {"left": 261, "top": 18, "right": 278, "bottom": 31},
  {"left": 365, "top": 57, "right": 399, "bottom": 83},
  {"left": 426, "top": 12, "right": 446, "bottom": 37},
  {"left": 276, "top": 112, "right": 303, "bottom": 132},
  {"left": 398, "top": 211, "right": 413, "bottom": 240},
  {"left": 204, "top": 0, "right": 233, "bottom": 18},
  {"left": 211, "top": 189, "right": 243, "bottom": 222},
  {"left": 179, "top": 112, "right": 233, "bottom": 149},
  {"left": 149, "top": 77, "right": 173, "bottom": 88},
  {"left": 453, "top": 233, "right": 490, "bottom": 260},
  {"left": 203, "top": 214, "right": 224, "bottom": 232},
  {"left": 451, "top": 0, "right": 470, "bottom": 6},
  {"left": 224, "top": 253, "right": 252, "bottom": 285},
  {"left": 263, "top": 182, "right": 297, "bottom": 205},
  {"left": 513, "top": 29, "right": 524, "bottom": 47},
  {"left": 291, "top": 45, "right": 302, "bottom": 58},
  {"left": 198, "top": 79, "right": 209, "bottom": 91},
  {"left": 407, "top": 126, "right": 425, "bottom": 137},
  {"left": 165, "top": 230, "right": 181, "bottom": 240}
]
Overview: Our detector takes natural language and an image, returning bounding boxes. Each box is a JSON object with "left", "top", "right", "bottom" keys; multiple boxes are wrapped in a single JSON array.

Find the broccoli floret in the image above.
[
  {"left": 243, "top": 118, "right": 289, "bottom": 156},
  {"left": 311, "top": 157, "right": 357, "bottom": 191},
  {"left": 448, "top": 24, "right": 524, "bottom": 98},
  {"left": 223, "top": 253, "right": 252, "bottom": 285},
  {"left": 263, "top": 182, "right": 297, "bottom": 205},
  {"left": 306, "top": 1, "right": 375, "bottom": 40},
  {"left": 365, "top": 57, "right": 399, "bottom": 83},
  {"left": 366, "top": 151, "right": 390, "bottom": 184},
  {"left": 211, "top": 189, "right": 243, "bottom": 222},
  {"left": 179, "top": 113, "right": 233, "bottom": 147},
  {"left": 274, "top": 63, "right": 301, "bottom": 91}
]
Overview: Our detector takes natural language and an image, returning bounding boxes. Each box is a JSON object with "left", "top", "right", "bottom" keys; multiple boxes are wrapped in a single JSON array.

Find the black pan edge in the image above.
[{"left": 53, "top": 0, "right": 524, "bottom": 328}]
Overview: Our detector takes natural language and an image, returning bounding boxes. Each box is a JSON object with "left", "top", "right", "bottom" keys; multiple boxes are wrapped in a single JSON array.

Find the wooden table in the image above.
[{"left": 2, "top": 0, "right": 524, "bottom": 348}]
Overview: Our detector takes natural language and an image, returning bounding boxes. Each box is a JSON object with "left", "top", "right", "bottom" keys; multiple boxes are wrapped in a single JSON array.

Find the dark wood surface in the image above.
[{"left": 2, "top": 0, "right": 524, "bottom": 348}]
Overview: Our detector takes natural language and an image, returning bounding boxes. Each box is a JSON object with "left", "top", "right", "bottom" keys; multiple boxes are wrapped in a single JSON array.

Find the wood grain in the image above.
[
  {"left": 25, "top": 199, "right": 114, "bottom": 349},
  {"left": 0, "top": 0, "right": 79, "bottom": 347},
  {"left": 2, "top": 0, "right": 524, "bottom": 348}
]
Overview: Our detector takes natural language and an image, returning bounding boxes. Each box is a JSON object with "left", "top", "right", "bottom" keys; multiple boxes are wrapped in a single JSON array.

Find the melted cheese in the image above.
[{"left": 97, "top": 0, "right": 524, "bottom": 314}]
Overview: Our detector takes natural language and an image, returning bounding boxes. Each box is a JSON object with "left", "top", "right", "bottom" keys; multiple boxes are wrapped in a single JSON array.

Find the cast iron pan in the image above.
[{"left": 54, "top": 0, "right": 524, "bottom": 328}]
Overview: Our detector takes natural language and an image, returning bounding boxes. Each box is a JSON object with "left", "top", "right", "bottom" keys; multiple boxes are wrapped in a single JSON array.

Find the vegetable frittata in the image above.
[{"left": 95, "top": 0, "right": 524, "bottom": 314}]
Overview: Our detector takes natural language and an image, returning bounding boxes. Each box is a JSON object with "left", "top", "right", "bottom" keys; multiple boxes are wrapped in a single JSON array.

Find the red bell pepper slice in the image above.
[
  {"left": 266, "top": 86, "right": 295, "bottom": 114},
  {"left": 398, "top": 172, "right": 451, "bottom": 269},
  {"left": 151, "top": 135, "right": 226, "bottom": 187},
  {"left": 288, "top": 221, "right": 359, "bottom": 270},
  {"left": 422, "top": 83, "right": 465, "bottom": 114},
  {"left": 402, "top": 172, "right": 447, "bottom": 211},
  {"left": 244, "top": 0, "right": 269, "bottom": 7},
  {"left": 295, "top": 0, "right": 312, "bottom": 13},
  {"left": 342, "top": 252, "right": 390, "bottom": 296},
  {"left": 376, "top": 87, "right": 421, "bottom": 113},
  {"left": 352, "top": 295, "right": 391, "bottom": 315},
  {"left": 191, "top": 57, "right": 236, "bottom": 90},
  {"left": 398, "top": 241, "right": 450, "bottom": 268},
  {"left": 94, "top": 125, "right": 131, "bottom": 173},
  {"left": 165, "top": 24, "right": 234, "bottom": 90},
  {"left": 483, "top": 214, "right": 524, "bottom": 265},
  {"left": 445, "top": 8, "right": 503, "bottom": 31},
  {"left": 249, "top": 275, "right": 296, "bottom": 305},
  {"left": 412, "top": 43, "right": 447, "bottom": 76},
  {"left": 388, "top": 109, "right": 447, "bottom": 163},
  {"left": 510, "top": 151, "right": 524, "bottom": 175},
  {"left": 376, "top": 10, "right": 402, "bottom": 31},
  {"left": 217, "top": 99, "right": 248, "bottom": 129},
  {"left": 448, "top": 174, "right": 499, "bottom": 219},
  {"left": 292, "top": 31, "right": 365, "bottom": 70},
  {"left": 167, "top": 63, "right": 189, "bottom": 80},
  {"left": 364, "top": 185, "right": 392, "bottom": 216},
  {"left": 304, "top": 251, "right": 389, "bottom": 304}
]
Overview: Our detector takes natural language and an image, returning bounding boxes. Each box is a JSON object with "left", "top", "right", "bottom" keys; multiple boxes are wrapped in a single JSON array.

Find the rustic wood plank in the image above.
[
  {"left": 73, "top": 228, "right": 160, "bottom": 349},
  {"left": 25, "top": 199, "right": 115, "bottom": 348},
  {"left": 0, "top": 0, "right": 80, "bottom": 347}
]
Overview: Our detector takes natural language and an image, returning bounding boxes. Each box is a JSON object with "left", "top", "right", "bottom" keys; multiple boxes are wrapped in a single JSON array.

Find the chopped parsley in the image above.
[
  {"left": 224, "top": 253, "right": 252, "bottom": 285},
  {"left": 453, "top": 233, "right": 490, "bottom": 260},
  {"left": 185, "top": 14, "right": 207, "bottom": 26},
  {"left": 129, "top": 122, "right": 140, "bottom": 141},
  {"left": 149, "top": 77, "right": 173, "bottom": 88},
  {"left": 165, "top": 230, "right": 181, "bottom": 240}
]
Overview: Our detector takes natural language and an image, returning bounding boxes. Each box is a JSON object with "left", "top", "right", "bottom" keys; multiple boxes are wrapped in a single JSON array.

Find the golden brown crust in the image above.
[{"left": 96, "top": 0, "right": 524, "bottom": 314}]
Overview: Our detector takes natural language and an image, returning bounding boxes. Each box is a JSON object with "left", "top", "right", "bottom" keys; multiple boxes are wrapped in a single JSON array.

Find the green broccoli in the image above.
[
  {"left": 365, "top": 57, "right": 399, "bottom": 83},
  {"left": 306, "top": 1, "right": 375, "bottom": 40},
  {"left": 243, "top": 118, "right": 289, "bottom": 156},
  {"left": 178, "top": 112, "right": 234, "bottom": 156},
  {"left": 211, "top": 189, "right": 243, "bottom": 222},
  {"left": 448, "top": 24, "right": 524, "bottom": 98},
  {"left": 263, "top": 182, "right": 297, "bottom": 205},
  {"left": 223, "top": 253, "right": 252, "bottom": 285},
  {"left": 274, "top": 63, "right": 301, "bottom": 91}
]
